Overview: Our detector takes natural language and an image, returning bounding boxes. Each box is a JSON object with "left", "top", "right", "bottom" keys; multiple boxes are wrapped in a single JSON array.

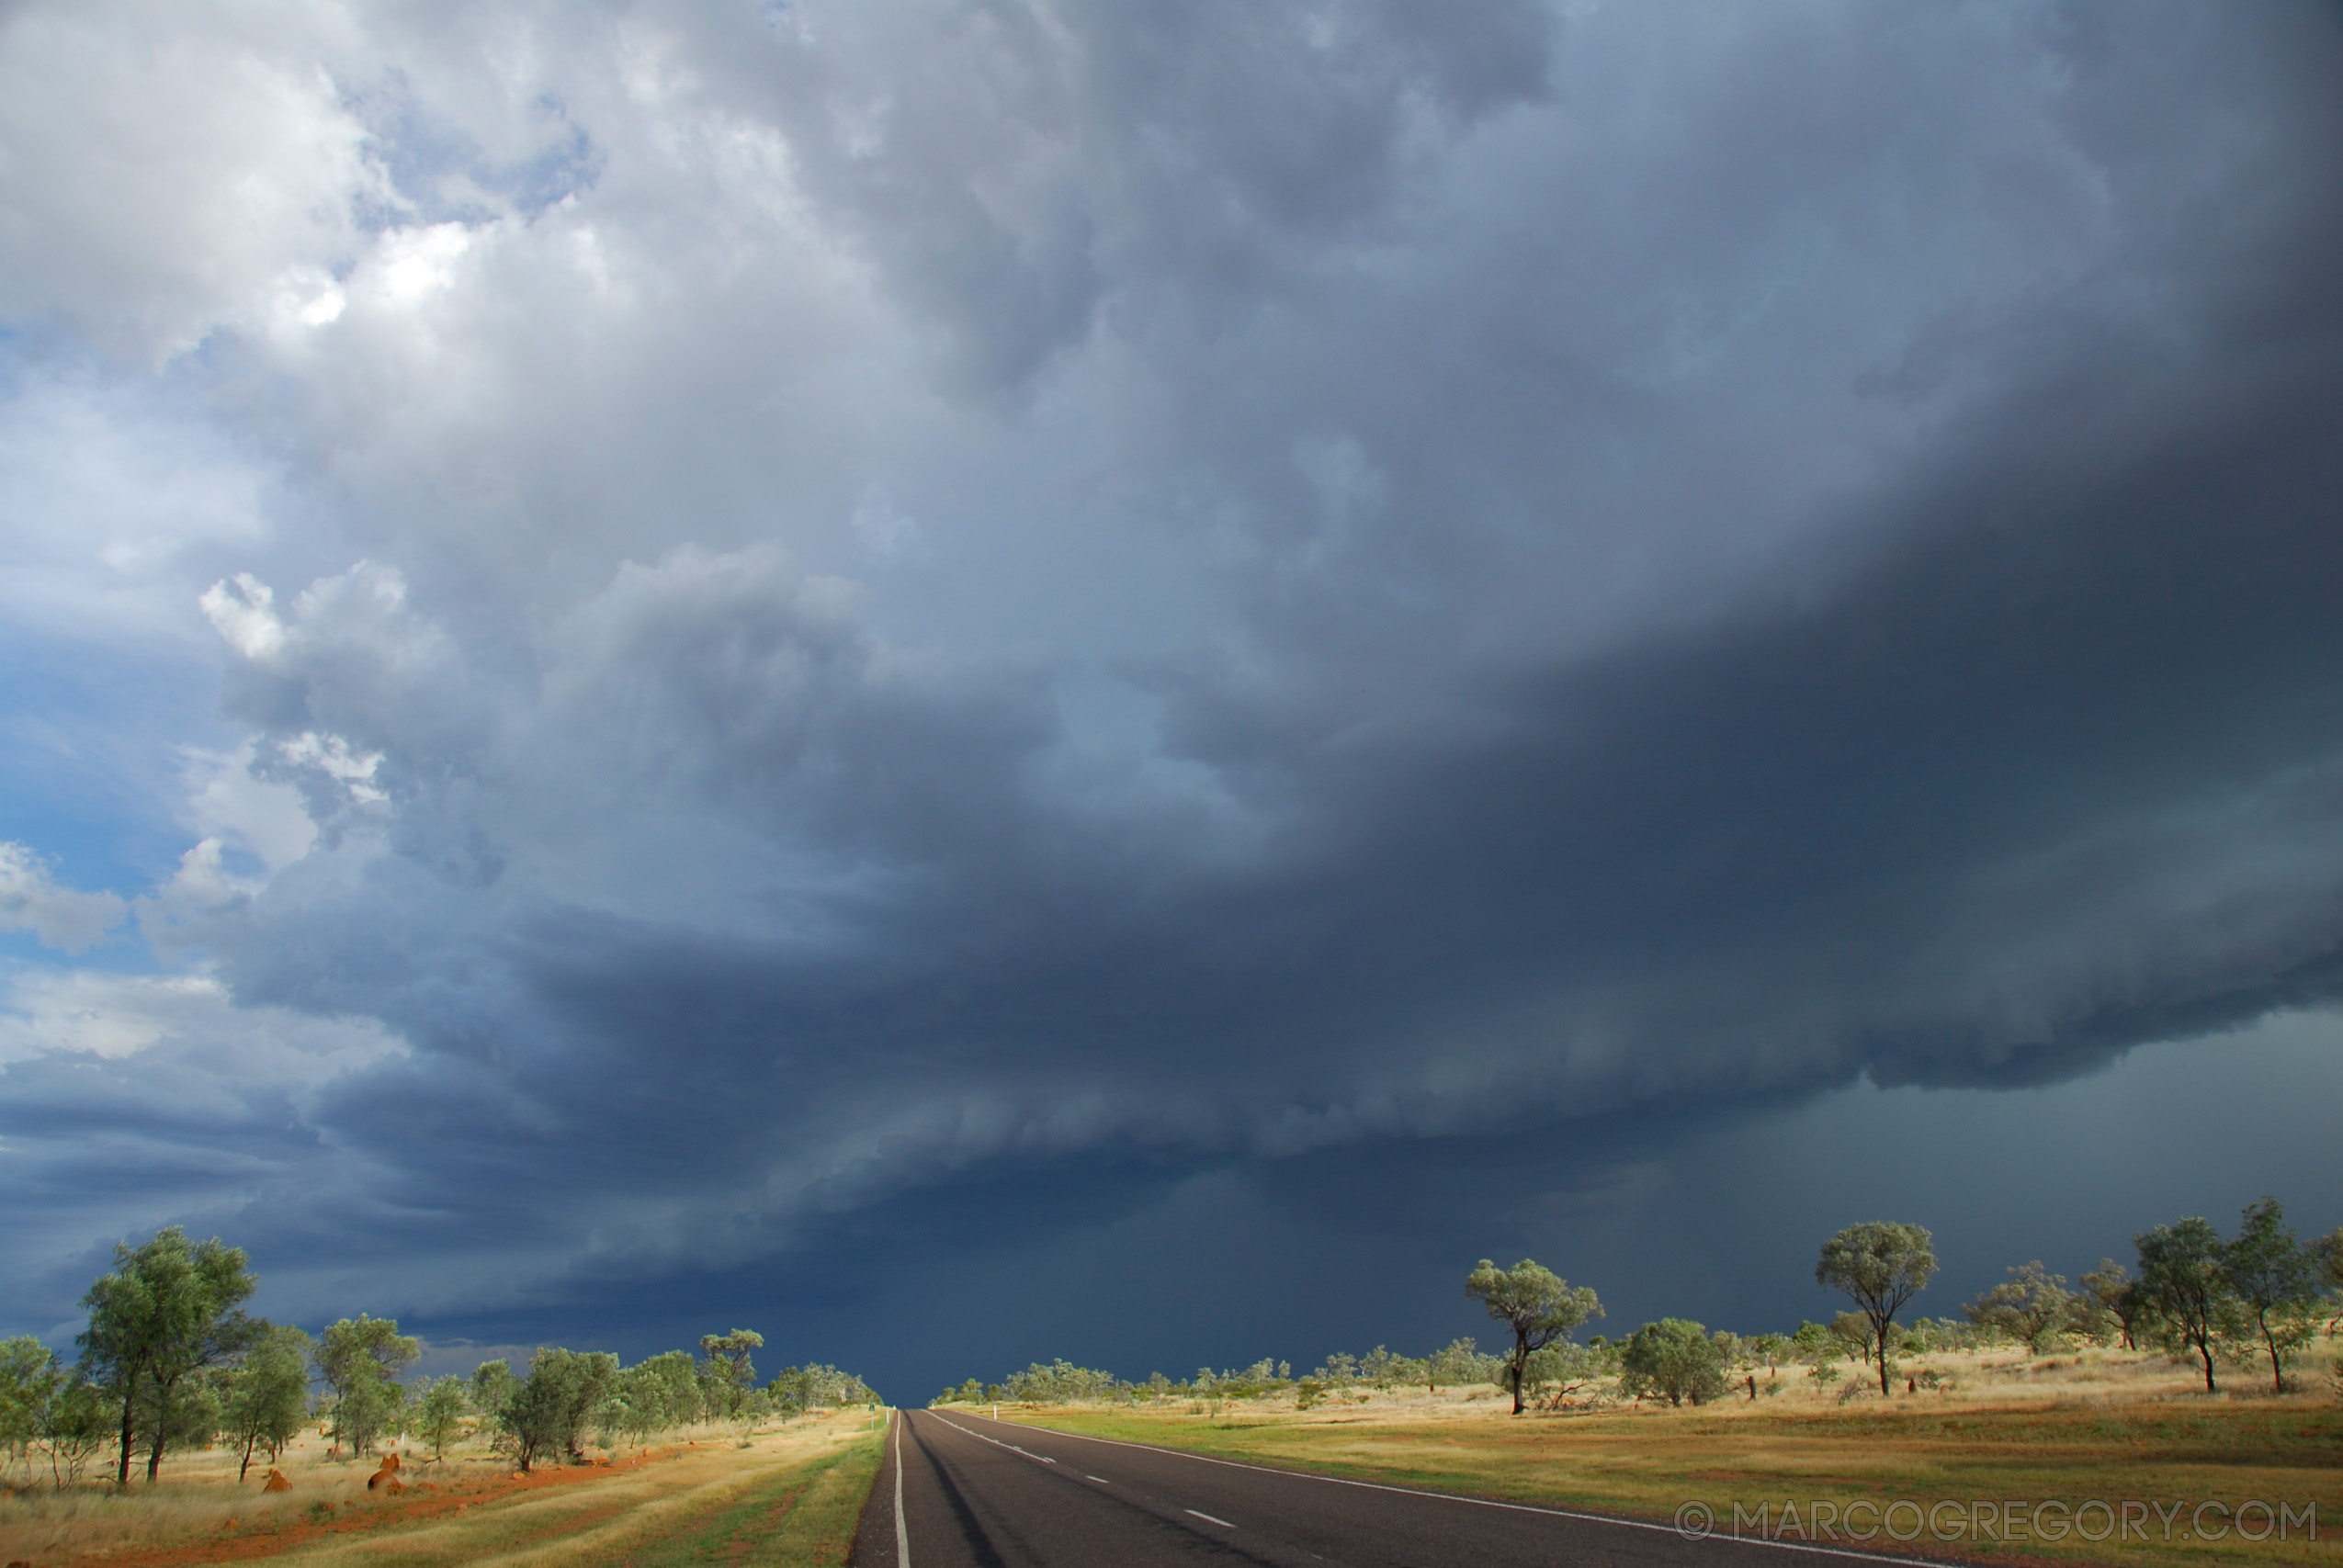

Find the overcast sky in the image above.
[{"left": 3, "top": 0, "right": 2341, "bottom": 1402}]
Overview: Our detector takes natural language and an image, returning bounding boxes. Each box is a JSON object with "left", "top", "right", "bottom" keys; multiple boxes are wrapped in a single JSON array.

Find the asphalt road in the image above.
[{"left": 852, "top": 1408, "right": 1935, "bottom": 1568}]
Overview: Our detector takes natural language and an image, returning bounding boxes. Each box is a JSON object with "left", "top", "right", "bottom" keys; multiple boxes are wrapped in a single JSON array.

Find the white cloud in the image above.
[
  {"left": 183, "top": 745, "right": 320, "bottom": 871},
  {"left": 277, "top": 733, "right": 388, "bottom": 806},
  {"left": 365, "top": 222, "right": 476, "bottom": 309},
  {"left": 0, "top": 965, "right": 402, "bottom": 1067},
  {"left": 0, "top": 1, "right": 383, "bottom": 360},
  {"left": 198, "top": 573, "right": 289, "bottom": 663},
  {"left": 0, "top": 844, "right": 124, "bottom": 953}
]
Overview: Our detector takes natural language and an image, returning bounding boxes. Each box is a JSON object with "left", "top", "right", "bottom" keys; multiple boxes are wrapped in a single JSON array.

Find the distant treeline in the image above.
[
  {"left": 0, "top": 1228, "right": 876, "bottom": 1489},
  {"left": 934, "top": 1197, "right": 2343, "bottom": 1415}
]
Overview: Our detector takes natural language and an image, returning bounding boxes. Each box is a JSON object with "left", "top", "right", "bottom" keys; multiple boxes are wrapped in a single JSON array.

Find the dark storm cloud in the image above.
[
  {"left": 2, "top": 0, "right": 2341, "bottom": 1385},
  {"left": 178, "top": 259, "right": 2343, "bottom": 1322}
]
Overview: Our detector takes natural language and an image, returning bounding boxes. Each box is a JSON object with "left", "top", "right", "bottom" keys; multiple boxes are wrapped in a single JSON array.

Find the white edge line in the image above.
[
  {"left": 932, "top": 1413, "right": 1955, "bottom": 1568},
  {"left": 1185, "top": 1507, "right": 1234, "bottom": 1528},
  {"left": 892, "top": 1409, "right": 910, "bottom": 1568},
  {"left": 922, "top": 1410, "right": 1071, "bottom": 1473}
]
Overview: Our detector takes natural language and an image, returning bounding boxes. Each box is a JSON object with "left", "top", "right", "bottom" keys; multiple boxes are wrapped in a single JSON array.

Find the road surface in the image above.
[{"left": 853, "top": 1407, "right": 1935, "bottom": 1568}]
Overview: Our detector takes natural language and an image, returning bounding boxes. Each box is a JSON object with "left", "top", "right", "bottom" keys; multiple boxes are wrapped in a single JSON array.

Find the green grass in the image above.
[{"left": 593, "top": 1432, "right": 884, "bottom": 1567}]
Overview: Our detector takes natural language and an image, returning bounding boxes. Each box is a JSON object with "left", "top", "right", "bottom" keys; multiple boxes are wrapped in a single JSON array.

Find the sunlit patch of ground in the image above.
[
  {"left": 0, "top": 1407, "right": 887, "bottom": 1567},
  {"left": 1002, "top": 1348, "right": 2343, "bottom": 1568}
]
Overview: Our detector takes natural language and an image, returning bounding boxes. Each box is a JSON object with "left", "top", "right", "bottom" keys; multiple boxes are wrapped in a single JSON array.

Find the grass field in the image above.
[
  {"left": 0, "top": 1407, "right": 887, "bottom": 1566},
  {"left": 1000, "top": 1348, "right": 2342, "bottom": 1568}
]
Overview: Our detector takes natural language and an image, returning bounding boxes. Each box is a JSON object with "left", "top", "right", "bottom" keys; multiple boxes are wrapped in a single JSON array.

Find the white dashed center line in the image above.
[
  {"left": 1185, "top": 1508, "right": 1235, "bottom": 1529},
  {"left": 1086, "top": 1475, "right": 1109, "bottom": 1483}
]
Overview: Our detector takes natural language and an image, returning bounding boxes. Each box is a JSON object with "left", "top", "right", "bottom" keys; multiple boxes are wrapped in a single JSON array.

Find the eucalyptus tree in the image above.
[
  {"left": 2135, "top": 1216, "right": 2238, "bottom": 1393},
  {"left": 221, "top": 1324, "right": 311, "bottom": 1483},
  {"left": 415, "top": 1376, "right": 472, "bottom": 1460},
  {"left": 6, "top": 1357, "right": 116, "bottom": 1491},
  {"left": 2077, "top": 1259, "right": 2142, "bottom": 1348},
  {"left": 77, "top": 1228, "right": 257, "bottom": 1483},
  {"left": 471, "top": 1358, "right": 518, "bottom": 1416},
  {"left": 1427, "top": 1337, "right": 1500, "bottom": 1393},
  {"left": 1815, "top": 1222, "right": 1938, "bottom": 1395},
  {"left": 697, "top": 1330, "right": 764, "bottom": 1418},
  {"left": 1964, "top": 1262, "right": 2078, "bottom": 1353},
  {"left": 1516, "top": 1340, "right": 1603, "bottom": 1405},
  {"left": 497, "top": 1348, "right": 619, "bottom": 1471},
  {"left": 0, "top": 1337, "right": 58, "bottom": 1482},
  {"left": 1466, "top": 1258, "right": 1603, "bottom": 1415},
  {"left": 316, "top": 1316, "right": 420, "bottom": 1455},
  {"left": 1828, "top": 1312, "right": 1877, "bottom": 1367},
  {"left": 1618, "top": 1319, "right": 1727, "bottom": 1406},
  {"left": 42, "top": 1375, "right": 115, "bottom": 1489},
  {"left": 621, "top": 1350, "right": 703, "bottom": 1432},
  {"left": 2222, "top": 1197, "right": 2321, "bottom": 1394},
  {"left": 2314, "top": 1227, "right": 2343, "bottom": 1334}
]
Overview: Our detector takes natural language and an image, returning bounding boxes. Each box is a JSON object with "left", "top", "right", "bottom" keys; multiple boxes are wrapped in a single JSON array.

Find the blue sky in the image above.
[{"left": 2, "top": 0, "right": 2340, "bottom": 1402}]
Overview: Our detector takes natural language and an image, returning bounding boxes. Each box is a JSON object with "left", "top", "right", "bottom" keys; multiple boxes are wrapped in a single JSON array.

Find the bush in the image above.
[
  {"left": 1002, "top": 1360, "right": 1122, "bottom": 1404},
  {"left": 414, "top": 1376, "right": 470, "bottom": 1459},
  {"left": 497, "top": 1348, "right": 618, "bottom": 1471},
  {"left": 1516, "top": 1341, "right": 1606, "bottom": 1405},
  {"left": 1618, "top": 1320, "right": 1727, "bottom": 1407}
]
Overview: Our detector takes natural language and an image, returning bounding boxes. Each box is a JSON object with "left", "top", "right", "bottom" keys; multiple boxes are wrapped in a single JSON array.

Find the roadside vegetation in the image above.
[
  {"left": 0, "top": 1230, "right": 883, "bottom": 1563},
  {"left": 0, "top": 1408, "right": 883, "bottom": 1566},
  {"left": 935, "top": 1196, "right": 2342, "bottom": 1414},
  {"left": 937, "top": 1198, "right": 2343, "bottom": 1568}
]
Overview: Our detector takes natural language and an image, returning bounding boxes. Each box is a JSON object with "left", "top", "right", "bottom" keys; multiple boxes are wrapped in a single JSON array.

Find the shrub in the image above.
[
  {"left": 496, "top": 1348, "right": 618, "bottom": 1472},
  {"left": 1618, "top": 1320, "right": 1727, "bottom": 1407}
]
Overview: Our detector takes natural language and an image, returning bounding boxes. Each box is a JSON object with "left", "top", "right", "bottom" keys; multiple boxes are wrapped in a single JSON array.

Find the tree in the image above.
[
  {"left": 2222, "top": 1197, "right": 2321, "bottom": 1394},
  {"left": 315, "top": 1316, "right": 420, "bottom": 1455},
  {"left": 1427, "top": 1337, "right": 1500, "bottom": 1393},
  {"left": 697, "top": 1330, "right": 764, "bottom": 1418},
  {"left": 30, "top": 1372, "right": 116, "bottom": 1490},
  {"left": 1618, "top": 1320, "right": 1727, "bottom": 1407},
  {"left": 774, "top": 1362, "right": 876, "bottom": 1413},
  {"left": 1828, "top": 1312, "right": 1877, "bottom": 1368},
  {"left": 1964, "top": 1262, "right": 2078, "bottom": 1354},
  {"left": 1515, "top": 1341, "right": 1604, "bottom": 1407},
  {"left": 472, "top": 1358, "right": 518, "bottom": 1417},
  {"left": 1465, "top": 1258, "right": 1603, "bottom": 1415},
  {"left": 0, "top": 1337, "right": 60, "bottom": 1483},
  {"left": 2077, "top": 1259, "right": 2141, "bottom": 1348},
  {"left": 2313, "top": 1227, "right": 2343, "bottom": 1335},
  {"left": 76, "top": 1227, "right": 258, "bottom": 1483},
  {"left": 496, "top": 1348, "right": 618, "bottom": 1472},
  {"left": 414, "top": 1376, "right": 471, "bottom": 1461},
  {"left": 2135, "top": 1215, "right": 2239, "bottom": 1393},
  {"left": 598, "top": 1352, "right": 699, "bottom": 1445},
  {"left": 1815, "top": 1223, "right": 1938, "bottom": 1395},
  {"left": 133, "top": 1372, "right": 222, "bottom": 1466},
  {"left": 221, "top": 1324, "right": 311, "bottom": 1483},
  {"left": 628, "top": 1349, "right": 703, "bottom": 1430}
]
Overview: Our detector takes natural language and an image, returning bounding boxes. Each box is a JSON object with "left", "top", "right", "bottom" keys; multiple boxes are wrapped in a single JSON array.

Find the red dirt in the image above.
[{"left": 66, "top": 1447, "right": 685, "bottom": 1568}]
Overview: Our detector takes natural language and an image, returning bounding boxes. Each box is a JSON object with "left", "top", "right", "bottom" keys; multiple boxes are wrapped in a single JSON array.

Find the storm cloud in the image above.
[{"left": 2, "top": 0, "right": 2340, "bottom": 1393}]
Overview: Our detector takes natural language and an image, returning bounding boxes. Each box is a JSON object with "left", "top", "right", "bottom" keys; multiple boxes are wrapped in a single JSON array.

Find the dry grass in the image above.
[
  {"left": 0, "top": 1407, "right": 887, "bottom": 1567},
  {"left": 1002, "top": 1346, "right": 2343, "bottom": 1568}
]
